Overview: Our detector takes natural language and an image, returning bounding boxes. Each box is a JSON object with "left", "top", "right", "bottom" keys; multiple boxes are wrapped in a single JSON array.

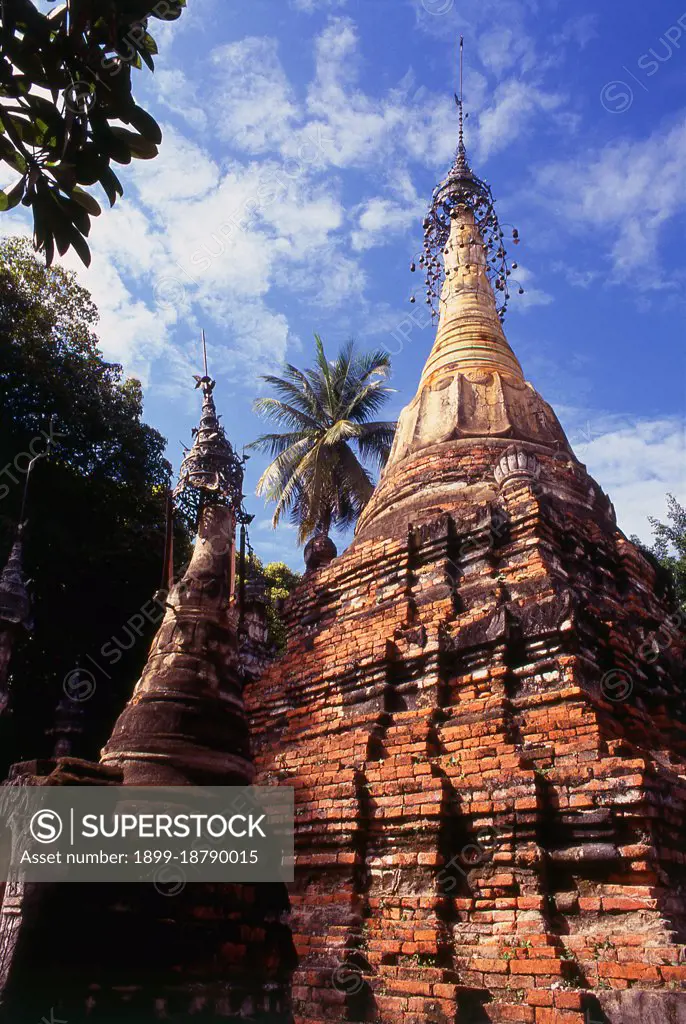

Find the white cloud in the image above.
[
  {"left": 506, "top": 264, "right": 553, "bottom": 311},
  {"left": 476, "top": 79, "right": 566, "bottom": 161},
  {"left": 351, "top": 187, "right": 424, "bottom": 252},
  {"left": 281, "top": 249, "right": 367, "bottom": 310},
  {"left": 568, "top": 415, "right": 686, "bottom": 543},
  {"left": 63, "top": 248, "right": 172, "bottom": 386},
  {"left": 131, "top": 125, "right": 220, "bottom": 206},
  {"left": 536, "top": 120, "right": 686, "bottom": 280},
  {"left": 201, "top": 302, "right": 291, "bottom": 379},
  {"left": 57, "top": 110, "right": 351, "bottom": 389},
  {"left": 150, "top": 0, "right": 215, "bottom": 52},
  {"left": 210, "top": 38, "right": 300, "bottom": 153},
  {"left": 154, "top": 68, "right": 209, "bottom": 130},
  {"left": 477, "top": 27, "right": 537, "bottom": 77},
  {"left": 552, "top": 15, "right": 598, "bottom": 50},
  {"left": 291, "top": 0, "right": 347, "bottom": 10},
  {"left": 300, "top": 18, "right": 457, "bottom": 171},
  {"left": 550, "top": 262, "right": 600, "bottom": 290}
]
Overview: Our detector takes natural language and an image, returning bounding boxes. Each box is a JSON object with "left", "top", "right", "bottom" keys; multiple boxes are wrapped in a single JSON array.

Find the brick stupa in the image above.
[{"left": 245, "top": 88, "right": 686, "bottom": 1024}]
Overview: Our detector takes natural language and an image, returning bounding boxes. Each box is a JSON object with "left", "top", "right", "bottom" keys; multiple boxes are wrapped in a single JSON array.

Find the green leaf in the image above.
[
  {"left": 5, "top": 178, "right": 25, "bottom": 210},
  {"left": 48, "top": 163, "right": 77, "bottom": 194},
  {"left": 110, "top": 127, "right": 158, "bottom": 160},
  {"left": 7, "top": 115, "right": 50, "bottom": 147},
  {"left": 0, "top": 134, "right": 28, "bottom": 174},
  {"left": 141, "top": 32, "right": 159, "bottom": 56},
  {"left": 71, "top": 186, "right": 101, "bottom": 217},
  {"left": 26, "top": 93, "right": 61, "bottom": 120},
  {"left": 129, "top": 105, "right": 162, "bottom": 144},
  {"left": 67, "top": 224, "right": 91, "bottom": 267},
  {"left": 98, "top": 166, "right": 123, "bottom": 208},
  {"left": 53, "top": 216, "right": 72, "bottom": 257},
  {"left": 43, "top": 230, "right": 55, "bottom": 267},
  {"left": 96, "top": 126, "right": 132, "bottom": 165},
  {"left": 137, "top": 47, "right": 155, "bottom": 72},
  {"left": 65, "top": 198, "right": 91, "bottom": 237}
]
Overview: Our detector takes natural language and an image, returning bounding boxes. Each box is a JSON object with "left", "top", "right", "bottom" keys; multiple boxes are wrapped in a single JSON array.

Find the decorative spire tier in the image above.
[
  {"left": 419, "top": 36, "right": 522, "bottom": 323},
  {"left": 0, "top": 528, "right": 32, "bottom": 702},
  {"left": 174, "top": 332, "right": 251, "bottom": 529},
  {"left": 356, "top": 50, "right": 576, "bottom": 540},
  {"left": 420, "top": 206, "right": 524, "bottom": 386}
]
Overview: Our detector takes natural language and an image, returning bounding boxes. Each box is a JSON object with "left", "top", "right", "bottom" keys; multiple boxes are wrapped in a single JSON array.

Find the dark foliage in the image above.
[
  {"left": 646, "top": 495, "right": 686, "bottom": 609},
  {"left": 0, "top": 235, "right": 190, "bottom": 771}
]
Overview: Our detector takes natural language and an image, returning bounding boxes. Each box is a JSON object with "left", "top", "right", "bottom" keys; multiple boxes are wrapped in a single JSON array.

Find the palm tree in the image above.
[{"left": 249, "top": 336, "right": 396, "bottom": 544}]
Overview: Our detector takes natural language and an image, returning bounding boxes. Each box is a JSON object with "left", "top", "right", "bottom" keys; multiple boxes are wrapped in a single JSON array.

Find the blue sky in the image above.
[{"left": 9, "top": 0, "right": 686, "bottom": 569}]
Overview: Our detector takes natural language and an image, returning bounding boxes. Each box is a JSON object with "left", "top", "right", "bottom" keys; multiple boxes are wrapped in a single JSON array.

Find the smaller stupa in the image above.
[{"left": 102, "top": 332, "right": 254, "bottom": 786}]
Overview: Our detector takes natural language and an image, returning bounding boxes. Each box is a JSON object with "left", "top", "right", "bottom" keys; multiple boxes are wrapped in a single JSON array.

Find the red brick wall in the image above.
[{"left": 246, "top": 439, "right": 686, "bottom": 1024}]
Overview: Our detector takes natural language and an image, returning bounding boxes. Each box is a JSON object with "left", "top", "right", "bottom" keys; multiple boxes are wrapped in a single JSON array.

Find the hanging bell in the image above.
[
  {"left": 518, "top": 287, "right": 525, "bottom": 295},
  {"left": 410, "top": 262, "right": 416, "bottom": 272},
  {"left": 512, "top": 262, "right": 518, "bottom": 270},
  {"left": 410, "top": 296, "right": 416, "bottom": 303}
]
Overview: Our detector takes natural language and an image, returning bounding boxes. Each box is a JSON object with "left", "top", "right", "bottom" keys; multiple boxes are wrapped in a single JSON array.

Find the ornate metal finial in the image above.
[
  {"left": 19, "top": 412, "right": 57, "bottom": 525},
  {"left": 410, "top": 38, "right": 523, "bottom": 321},
  {"left": 173, "top": 331, "right": 252, "bottom": 526},
  {"left": 454, "top": 35, "right": 469, "bottom": 174}
]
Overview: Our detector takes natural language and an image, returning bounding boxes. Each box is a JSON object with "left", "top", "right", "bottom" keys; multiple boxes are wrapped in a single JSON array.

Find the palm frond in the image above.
[
  {"left": 256, "top": 375, "right": 322, "bottom": 423},
  {"left": 303, "top": 366, "right": 330, "bottom": 422},
  {"left": 354, "top": 421, "right": 397, "bottom": 469},
  {"left": 250, "top": 397, "right": 320, "bottom": 432},
  {"left": 279, "top": 363, "right": 329, "bottom": 424},
  {"left": 256, "top": 437, "right": 316, "bottom": 528},
  {"left": 333, "top": 442, "right": 375, "bottom": 508},
  {"left": 331, "top": 339, "right": 356, "bottom": 413},
  {"left": 344, "top": 380, "right": 396, "bottom": 422},
  {"left": 250, "top": 334, "right": 395, "bottom": 544},
  {"left": 317, "top": 419, "right": 361, "bottom": 446},
  {"left": 313, "top": 334, "right": 335, "bottom": 418},
  {"left": 247, "top": 430, "right": 314, "bottom": 459}
]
